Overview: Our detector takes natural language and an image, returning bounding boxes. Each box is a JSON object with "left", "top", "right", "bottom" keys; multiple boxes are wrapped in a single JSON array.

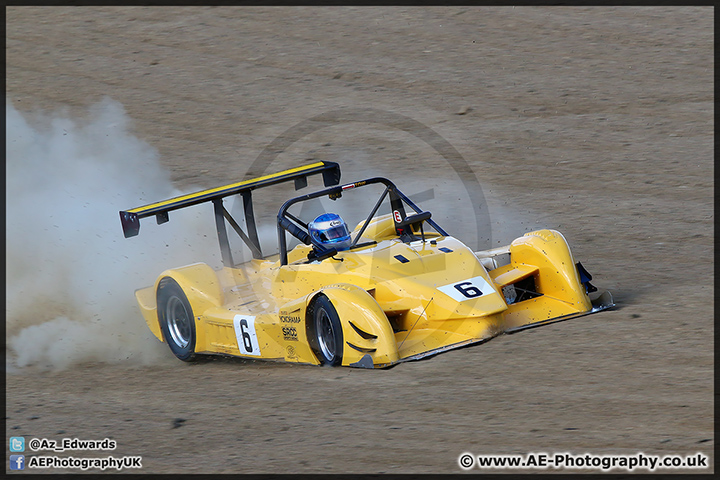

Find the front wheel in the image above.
[
  {"left": 158, "top": 278, "right": 197, "bottom": 362},
  {"left": 308, "top": 295, "right": 343, "bottom": 366}
]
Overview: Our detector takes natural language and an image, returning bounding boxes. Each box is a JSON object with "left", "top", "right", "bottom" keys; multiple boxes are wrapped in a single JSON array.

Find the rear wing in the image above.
[{"left": 120, "top": 161, "right": 341, "bottom": 266}]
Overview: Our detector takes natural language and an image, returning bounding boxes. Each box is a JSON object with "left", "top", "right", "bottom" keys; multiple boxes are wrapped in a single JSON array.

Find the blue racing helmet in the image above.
[{"left": 308, "top": 213, "right": 351, "bottom": 251}]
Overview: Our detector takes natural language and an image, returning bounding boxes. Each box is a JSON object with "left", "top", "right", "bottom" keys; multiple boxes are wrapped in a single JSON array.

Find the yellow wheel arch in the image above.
[
  {"left": 312, "top": 284, "right": 399, "bottom": 368},
  {"left": 510, "top": 229, "right": 592, "bottom": 312},
  {"left": 154, "top": 263, "right": 224, "bottom": 351}
]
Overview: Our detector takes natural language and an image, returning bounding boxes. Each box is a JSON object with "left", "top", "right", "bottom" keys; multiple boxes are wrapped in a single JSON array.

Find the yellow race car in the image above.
[{"left": 120, "top": 161, "right": 613, "bottom": 368}]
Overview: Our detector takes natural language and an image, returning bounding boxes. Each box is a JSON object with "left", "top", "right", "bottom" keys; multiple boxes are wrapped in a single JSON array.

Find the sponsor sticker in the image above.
[
  {"left": 280, "top": 314, "right": 302, "bottom": 323},
  {"left": 282, "top": 326, "right": 298, "bottom": 341}
]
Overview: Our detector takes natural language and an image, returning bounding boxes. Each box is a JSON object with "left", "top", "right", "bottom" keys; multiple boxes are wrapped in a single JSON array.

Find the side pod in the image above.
[{"left": 319, "top": 284, "right": 399, "bottom": 368}]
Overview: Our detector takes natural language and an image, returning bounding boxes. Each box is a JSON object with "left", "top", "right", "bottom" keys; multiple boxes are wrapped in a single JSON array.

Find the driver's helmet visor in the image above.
[{"left": 319, "top": 224, "right": 350, "bottom": 242}]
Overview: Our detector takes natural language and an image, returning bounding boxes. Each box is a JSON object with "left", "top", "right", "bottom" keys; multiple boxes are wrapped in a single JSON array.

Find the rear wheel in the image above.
[
  {"left": 158, "top": 278, "right": 196, "bottom": 362},
  {"left": 308, "top": 295, "right": 343, "bottom": 366}
]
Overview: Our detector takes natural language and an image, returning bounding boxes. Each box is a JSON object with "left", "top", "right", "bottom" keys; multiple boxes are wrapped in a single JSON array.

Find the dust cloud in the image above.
[{"left": 6, "top": 98, "right": 218, "bottom": 372}]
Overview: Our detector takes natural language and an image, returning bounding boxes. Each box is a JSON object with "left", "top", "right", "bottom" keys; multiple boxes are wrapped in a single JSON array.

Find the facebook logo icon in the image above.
[{"left": 10, "top": 455, "right": 25, "bottom": 470}]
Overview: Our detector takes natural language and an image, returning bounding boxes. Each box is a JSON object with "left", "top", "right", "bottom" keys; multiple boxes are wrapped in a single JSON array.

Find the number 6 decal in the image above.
[
  {"left": 239, "top": 319, "right": 253, "bottom": 351},
  {"left": 438, "top": 276, "right": 495, "bottom": 302},
  {"left": 454, "top": 281, "right": 483, "bottom": 298},
  {"left": 233, "top": 315, "right": 261, "bottom": 356}
]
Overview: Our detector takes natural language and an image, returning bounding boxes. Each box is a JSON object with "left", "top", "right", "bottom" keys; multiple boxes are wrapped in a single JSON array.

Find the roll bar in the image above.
[{"left": 276, "top": 177, "right": 448, "bottom": 265}]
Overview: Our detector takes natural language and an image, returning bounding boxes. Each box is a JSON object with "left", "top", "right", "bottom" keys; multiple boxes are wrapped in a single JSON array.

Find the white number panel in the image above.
[
  {"left": 438, "top": 275, "right": 495, "bottom": 302},
  {"left": 233, "top": 315, "right": 262, "bottom": 356}
]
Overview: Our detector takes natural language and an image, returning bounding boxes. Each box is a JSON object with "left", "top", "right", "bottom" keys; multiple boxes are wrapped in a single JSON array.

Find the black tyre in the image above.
[
  {"left": 308, "top": 295, "right": 343, "bottom": 366},
  {"left": 158, "top": 278, "right": 197, "bottom": 362}
]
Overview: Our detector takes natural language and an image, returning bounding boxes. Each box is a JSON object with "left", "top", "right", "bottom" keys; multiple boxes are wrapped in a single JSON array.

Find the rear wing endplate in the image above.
[{"left": 120, "top": 161, "right": 341, "bottom": 265}]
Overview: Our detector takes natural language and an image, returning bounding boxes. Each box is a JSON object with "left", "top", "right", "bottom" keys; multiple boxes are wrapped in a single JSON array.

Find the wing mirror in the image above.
[
  {"left": 397, "top": 211, "right": 432, "bottom": 243},
  {"left": 398, "top": 211, "right": 431, "bottom": 228}
]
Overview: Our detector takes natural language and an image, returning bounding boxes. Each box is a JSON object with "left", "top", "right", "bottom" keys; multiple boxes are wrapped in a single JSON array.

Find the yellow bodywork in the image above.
[{"left": 136, "top": 212, "right": 602, "bottom": 368}]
